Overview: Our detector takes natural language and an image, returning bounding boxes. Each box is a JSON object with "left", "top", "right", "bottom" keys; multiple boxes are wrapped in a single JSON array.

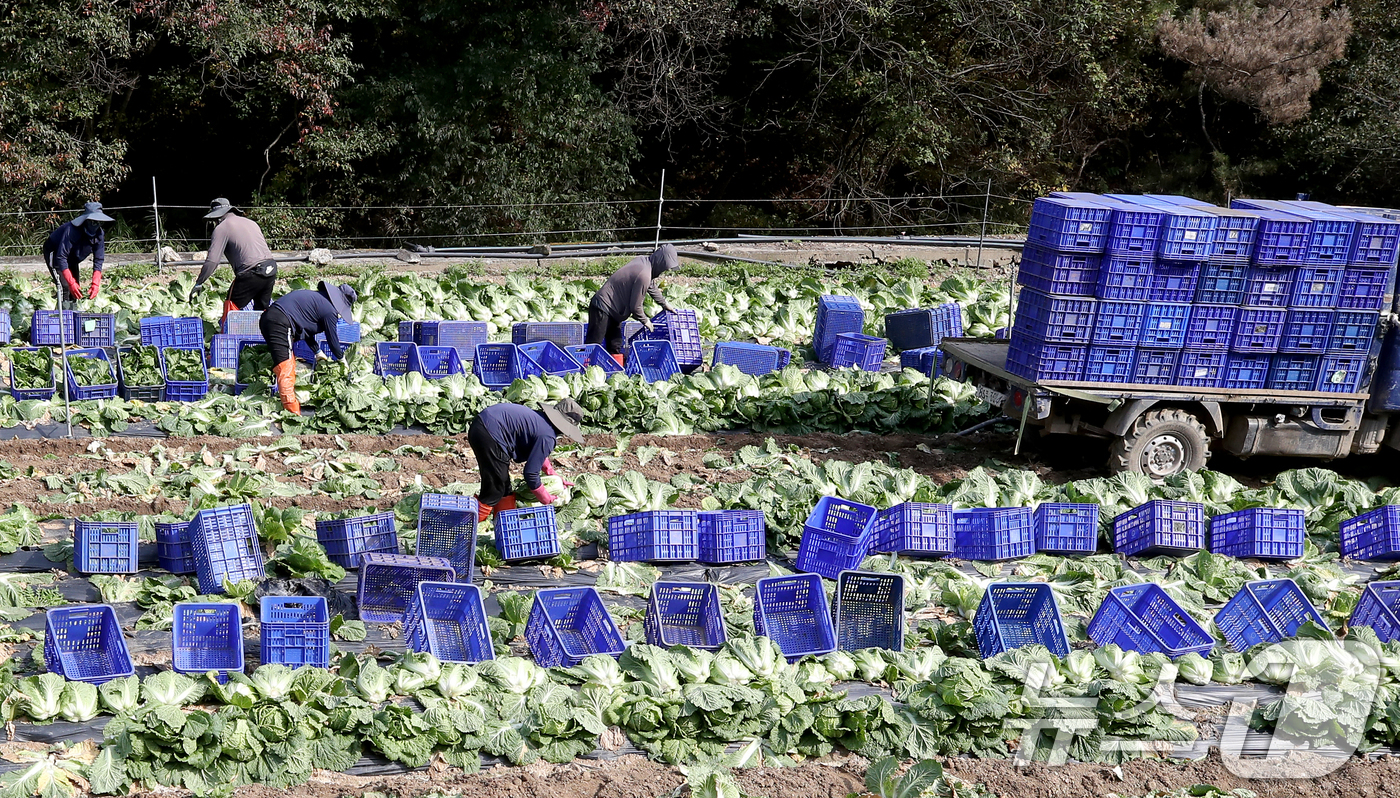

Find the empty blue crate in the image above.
[
  {"left": 374, "top": 341, "right": 417, "bottom": 377},
  {"left": 74, "top": 312, "right": 115, "bottom": 347},
  {"left": 645, "top": 581, "right": 726, "bottom": 650},
  {"left": 316, "top": 511, "right": 398, "bottom": 568},
  {"left": 1132, "top": 348, "right": 1180, "bottom": 386},
  {"left": 1225, "top": 354, "right": 1271, "bottom": 390},
  {"left": 974, "top": 583, "right": 1069, "bottom": 659},
  {"left": 420, "top": 321, "right": 488, "bottom": 361},
  {"left": 172, "top": 603, "right": 243, "bottom": 682},
  {"left": 608, "top": 510, "right": 697, "bottom": 562},
  {"left": 1317, "top": 353, "right": 1367, "bottom": 393},
  {"left": 260, "top": 596, "right": 329, "bottom": 668},
  {"left": 1087, "top": 583, "right": 1213, "bottom": 658},
  {"left": 1341, "top": 505, "right": 1400, "bottom": 560},
  {"left": 1100, "top": 198, "right": 1165, "bottom": 254},
  {"left": 634, "top": 309, "right": 702, "bottom": 372},
  {"left": 1329, "top": 311, "right": 1380, "bottom": 352},
  {"left": 884, "top": 304, "right": 963, "bottom": 349},
  {"left": 713, "top": 342, "right": 783, "bottom": 375},
  {"left": 73, "top": 520, "right": 138, "bottom": 574},
  {"left": 814, "top": 295, "right": 865, "bottom": 362},
  {"left": 189, "top": 504, "right": 264, "bottom": 595},
  {"left": 211, "top": 335, "right": 261, "bottom": 369},
  {"left": 1092, "top": 301, "right": 1146, "bottom": 345},
  {"left": 1338, "top": 266, "right": 1393, "bottom": 310},
  {"left": 626, "top": 339, "right": 680, "bottom": 382},
  {"left": 899, "top": 346, "right": 942, "bottom": 377},
  {"left": 473, "top": 343, "right": 541, "bottom": 390},
  {"left": 45, "top": 604, "right": 134, "bottom": 684},
  {"left": 1147, "top": 261, "right": 1202, "bottom": 303},
  {"left": 1202, "top": 208, "right": 1261, "bottom": 263},
  {"left": 417, "top": 493, "right": 478, "bottom": 581},
  {"left": 697, "top": 510, "right": 765, "bottom": 564},
  {"left": 223, "top": 311, "right": 262, "bottom": 336},
  {"left": 404, "top": 581, "right": 494, "bottom": 663},
  {"left": 1083, "top": 346, "right": 1136, "bottom": 383},
  {"left": 495, "top": 505, "right": 561, "bottom": 561},
  {"left": 1157, "top": 207, "right": 1218, "bottom": 260},
  {"left": 511, "top": 321, "right": 585, "bottom": 348},
  {"left": 872, "top": 502, "right": 954, "bottom": 556},
  {"left": 358, "top": 552, "right": 455, "bottom": 623},
  {"left": 1343, "top": 211, "right": 1400, "bottom": 265},
  {"left": 1233, "top": 206, "right": 1313, "bottom": 265},
  {"left": 1242, "top": 265, "right": 1294, "bottom": 307},
  {"left": 1267, "top": 354, "right": 1319, "bottom": 391},
  {"left": 1004, "top": 332, "right": 1086, "bottom": 382},
  {"left": 1350, "top": 581, "right": 1400, "bottom": 643},
  {"left": 1033, "top": 503, "right": 1099, "bottom": 554},
  {"left": 834, "top": 570, "right": 904, "bottom": 652},
  {"left": 1214, "top": 579, "right": 1325, "bottom": 652},
  {"left": 519, "top": 340, "right": 583, "bottom": 376},
  {"left": 155, "top": 521, "right": 194, "bottom": 574},
  {"left": 1280, "top": 310, "right": 1333, "bottom": 353},
  {"left": 795, "top": 496, "right": 878, "bottom": 578},
  {"left": 31, "top": 310, "right": 76, "bottom": 345},
  {"left": 566, "top": 343, "right": 624, "bottom": 374},
  {"left": 1113, "top": 500, "right": 1204, "bottom": 556},
  {"left": 1195, "top": 261, "right": 1248, "bottom": 304},
  {"left": 0, "top": 310, "right": 9, "bottom": 343},
  {"left": 62, "top": 348, "right": 117, "bottom": 400},
  {"left": 1139, "top": 303, "right": 1191, "bottom": 348},
  {"left": 1209, "top": 507, "right": 1304, "bottom": 560},
  {"left": 398, "top": 320, "right": 418, "bottom": 342},
  {"left": 1231, "top": 308, "right": 1287, "bottom": 353},
  {"left": 415, "top": 345, "right": 465, "bottom": 379},
  {"left": 526, "top": 587, "right": 626, "bottom": 667},
  {"left": 1014, "top": 288, "right": 1095, "bottom": 343},
  {"left": 1027, "top": 197, "right": 1112, "bottom": 252},
  {"left": 1185, "top": 305, "right": 1237, "bottom": 350},
  {"left": 830, "top": 333, "right": 886, "bottom": 371},
  {"left": 753, "top": 573, "right": 835, "bottom": 661},
  {"left": 1290, "top": 206, "right": 1358, "bottom": 264},
  {"left": 1016, "top": 245, "right": 1100, "bottom": 296},
  {"left": 1175, "top": 350, "right": 1227, "bottom": 388},
  {"left": 1290, "top": 266, "right": 1343, "bottom": 308},
  {"left": 1097, "top": 255, "right": 1154, "bottom": 299},
  {"left": 953, "top": 506, "right": 1034, "bottom": 561}
]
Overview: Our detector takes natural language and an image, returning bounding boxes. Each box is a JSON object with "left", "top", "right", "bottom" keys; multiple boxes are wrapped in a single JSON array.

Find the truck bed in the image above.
[{"left": 941, "top": 338, "right": 1368, "bottom": 405}]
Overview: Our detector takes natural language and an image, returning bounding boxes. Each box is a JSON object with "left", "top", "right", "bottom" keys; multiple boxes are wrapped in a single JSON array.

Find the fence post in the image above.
[
  {"left": 152, "top": 177, "right": 163, "bottom": 274},
  {"left": 654, "top": 170, "right": 666, "bottom": 248},
  {"left": 976, "top": 178, "right": 991, "bottom": 268}
]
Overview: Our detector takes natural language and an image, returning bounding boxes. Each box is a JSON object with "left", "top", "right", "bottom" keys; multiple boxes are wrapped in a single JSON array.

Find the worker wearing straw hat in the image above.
[
  {"left": 43, "top": 202, "right": 114, "bottom": 303},
  {"left": 189, "top": 198, "right": 279, "bottom": 325},
  {"left": 468, "top": 399, "right": 586, "bottom": 522}
]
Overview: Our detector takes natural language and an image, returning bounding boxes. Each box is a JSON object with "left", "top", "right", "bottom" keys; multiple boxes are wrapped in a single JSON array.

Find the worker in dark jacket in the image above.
[
  {"left": 188, "top": 198, "right": 279, "bottom": 326},
  {"left": 585, "top": 244, "right": 678, "bottom": 355},
  {"left": 260, "top": 280, "right": 357, "bottom": 413},
  {"left": 43, "top": 202, "right": 114, "bottom": 302},
  {"left": 468, "top": 398, "right": 586, "bottom": 522}
]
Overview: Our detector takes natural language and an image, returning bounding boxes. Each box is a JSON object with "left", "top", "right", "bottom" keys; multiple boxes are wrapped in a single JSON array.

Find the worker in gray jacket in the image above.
[
  {"left": 585, "top": 244, "right": 678, "bottom": 356},
  {"left": 188, "top": 198, "right": 278, "bottom": 325}
]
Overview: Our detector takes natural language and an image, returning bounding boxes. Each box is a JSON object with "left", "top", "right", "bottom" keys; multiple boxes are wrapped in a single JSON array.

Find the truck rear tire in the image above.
[{"left": 1109, "top": 408, "right": 1210, "bottom": 479}]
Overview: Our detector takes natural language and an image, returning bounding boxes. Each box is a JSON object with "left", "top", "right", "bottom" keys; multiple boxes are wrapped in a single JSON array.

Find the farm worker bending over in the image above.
[
  {"left": 468, "top": 398, "right": 586, "bottom": 522},
  {"left": 189, "top": 198, "right": 280, "bottom": 325},
  {"left": 260, "top": 281, "right": 358, "bottom": 414},
  {"left": 43, "top": 202, "right": 114, "bottom": 302},
  {"left": 585, "top": 243, "right": 678, "bottom": 356}
]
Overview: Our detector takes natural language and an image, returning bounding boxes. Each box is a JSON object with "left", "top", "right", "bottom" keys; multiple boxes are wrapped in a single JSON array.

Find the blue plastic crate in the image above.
[
  {"left": 1338, "top": 266, "right": 1393, "bottom": 310},
  {"left": 44, "top": 604, "right": 134, "bottom": 684},
  {"left": 8, "top": 346, "right": 56, "bottom": 401},
  {"left": 0, "top": 310, "right": 10, "bottom": 343},
  {"left": 374, "top": 341, "right": 417, "bottom": 377},
  {"left": 1234, "top": 206, "right": 1314, "bottom": 265},
  {"left": 1266, "top": 354, "right": 1319, "bottom": 391},
  {"left": 527, "top": 587, "right": 626, "bottom": 667},
  {"left": 1201, "top": 208, "right": 1261, "bottom": 264},
  {"left": 953, "top": 507, "right": 1034, "bottom": 561},
  {"left": 510, "top": 321, "right": 585, "bottom": 349},
  {"left": 223, "top": 311, "right": 262, "bottom": 336},
  {"left": 1195, "top": 261, "right": 1249, "bottom": 304},
  {"left": 632, "top": 309, "right": 703, "bottom": 372},
  {"left": 1279, "top": 205, "right": 1358, "bottom": 264},
  {"left": 74, "top": 312, "right": 116, "bottom": 348},
  {"left": 1147, "top": 261, "right": 1203, "bottom": 303},
  {"left": 358, "top": 552, "right": 455, "bottom": 623},
  {"left": 1083, "top": 346, "right": 1136, "bottom": 383},
  {"left": 1336, "top": 209, "right": 1400, "bottom": 265},
  {"left": 1317, "top": 353, "right": 1367, "bottom": 393},
  {"left": 1329, "top": 311, "right": 1380, "bottom": 352},
  {"left": 155, "top": 521, "right": 194, "bottom": 574},
  {"left": 420, "top": 321, "right": 489, "bottom": 362},
  {"left": 62, "top": 348, "right": 117, "bottom": 400},
  {"left": 404, "top": 581, "right": 494, "bottom": 663},
  {"left": 1113, "top": 500, "right": 1204, "bottom": 556},
  {"left": 188, "top": 504, "right": 264, "bottom": 595},
  {"left": 172, "top": 603, "right": 244, "bottom": 682},
  {"left": 1091, "top": 301, "right": 1146, "bottom": 345},
  {"left": 834, "top": 570, "right": 904, "bottom": 652},
  {"left": 753, "top": 573, "right": 836, "bottom": 661},
  {"left": 974, "top": 583, "right": 1069, "bottom": 659},
  {"left": 1350, "top": 581, "right": 1400, "bottom": 643},
  {"left": 1214, "top": 579, "right": 1325, "bottom": 652},
  {"left": 1087, "top": 583, "right": 1213, "bottom": 658},
  {"left": 116, "top": 346, "right": 164, "bottom": 401},
  {"left": 1096, "top": 255, "right": 1154, "bottom": 300},
  {"left": 872, "top": 502, "right": 954, "bottom": 556},
  {"left": 884, "top": 304, "right": 963, "bottom": 349},
  {"left": 1132, "top": 348, "right": 1180, "bottom": 385},
  {"left": 1004, "top": 331, "right": 1086, "bottom": 382},
  {"left": 1224, "top": 354, "right": 1271, "bottom": 390},
  {"left": 259, "top": 596, "right": 329, "bottom": 668},
  {"left": 416, "top": 493, "right": 478, "bottom": 581},
  {"left": 1280, "top": 309, "right": 1334, "bottom": 353},
  {"left": 73, "top": 520, "right": 138, "bottom": 574},
  {"left": 414, "top": 345, "right": 465, "bottom": 380},
  {"left": 1175, "top": 350, "right": 1227, "bottom": 388},
  {"left": 519, "top": 340, "right": 584, "bottom": 376},
  {"left": 1242, "top": 265, "right": 1294, "bottom": 307},
  {"left": 608, "top": 510, "right": 698, "bottom": 562},
  {"left": 1139, "top": 303, "right": 1191, "bottom": 348},
  {"left": 139, "top": 316, "right": 173, "bottom": 347},
  {"left": 315, "top": 511, "right": 397, "bottom": 568},
  {"left": 398, "top": 321, "right": 418, "bottom": 342},
  {"left": 31, "top": 310, "right": 75, "bottom": 346},
  {"left": 626, "top": 339, "right": 680, "bottom": 382},
  {"left": 1097, "top": 197, "right": 1166, "bottom": 255},
  {"left": 697, "top": 510, "right": 765, "bottom": 563},
  {"left": 566, "top": 343, "right": 625, "bottom": 375},
  {"left": 1157, "top": 207, "right": 1218, "bottom": 260},
  {"left": 1184, "top": 305, "right": 1238, "bottom": 350},
  {"left": 495, "top": 505, "right": 561, "bottom": 561},
  {"left": 830, "top": 332, "right": 886, "bottom": 371},
  {"left": 1341, "top": 505, "right": 1400, "bottom": 560},
  {"left": 210, "top": 334, "right": 262, "bottom": 369},
  {"left": 645, "top": 581, "right": 727, "bottom": 650},
  {"left": 1208, "top": 507, "right": 1305, "bottom": 560},
  {"left": 1033, "top": 503, "right": 1099, "bottom": 554},
  {"left": 1027, "top": 197, "right": 1113, "bottom": 252},
  {"left": 899, "top": 346, "right": 941, "bottom": 377},
  {"left": 1016, "top": 245, "right": 1100, "bottom": 296},
  {"left": 1013, "top": 288, "right": 1095, "bottom": 343},
  {"left": 713, "top": 342, "right": 783, "bottom": 375},
  {"left": 473, "top": 343, "right": 542, "bottom": 390},
  {"left": 1231, "top": 308, "right": 1287, "bottom": 353},
  {"left": 796, "top": 496, "right": 878, "bottom": 578},
  {"left": 160, "top": 346, "right": 209, "bottom": 402},
  {"left": 1290, "top": 266, "right": 1344, "bottom": 308},
  {"left": 814, "top": 295, "right": 865, "bottom": 363}
]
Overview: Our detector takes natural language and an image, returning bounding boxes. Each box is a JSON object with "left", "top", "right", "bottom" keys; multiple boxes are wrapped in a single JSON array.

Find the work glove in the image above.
[
  {"left": 541, "top": 458, "right": 575, "bottom": 487},
  {"left": 188, "top": 283, "right": 206, "bottom": 303},
  {"left": 87, "top": 271, "right": 103, "bottom": 300},
  {"left": 660, "top": 302, "right": 675, "bottom": 314},
  {"left": 641, "top": 319, "right": 655, "bottom": 333},
  {"left": 531, "top": 486, "right": 556, "bottom": 505},
  {"left": 60, "top": 271, "right": 83, "bottom": 301}
]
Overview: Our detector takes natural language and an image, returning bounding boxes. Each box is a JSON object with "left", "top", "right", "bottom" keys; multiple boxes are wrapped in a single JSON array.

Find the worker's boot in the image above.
[
  {"left": 272, "top": 359, "right": 300, "bottom": 414},
  {"left": 496, "top": 494, "right": 517, "bottom": 513},
  {"left": 220, "top": 299, "right": 240, "bottom": 327},
  {"left": 475, "top": 498, "right": 494, "bottom": 523},
  {"left": 612, "top": 354, "right": 625, "bottom": 367}
]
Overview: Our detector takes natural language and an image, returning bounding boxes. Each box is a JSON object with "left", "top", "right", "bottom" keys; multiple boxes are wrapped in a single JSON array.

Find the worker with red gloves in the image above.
[
  {"left": 43, "top": 202, "right": 113, "bottom": 302},
  {"left": 467, "top": 398, "right": 586, "bottom": 522}
]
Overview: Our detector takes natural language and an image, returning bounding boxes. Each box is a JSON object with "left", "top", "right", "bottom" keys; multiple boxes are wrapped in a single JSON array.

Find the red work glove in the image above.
[
  {"left": 542, "top": 458, "right": 556, "bottom": 476},
  {"left": 61, "top": 271, "right": 83, "bottom": 300},
  {"left": 531, "top": 486, "right": 556, "bottom": 505},
  {"left": 87, "top": 271, "right": 103, "bottom": 300}
]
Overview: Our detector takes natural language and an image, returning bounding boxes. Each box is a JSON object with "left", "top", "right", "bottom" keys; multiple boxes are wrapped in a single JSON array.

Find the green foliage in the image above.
[
  {"left": 64, "top": 354, "right": 112, "bottom": 388},
  {"left": 10, "top": 348, "right": 54, "bottom": 391},
  {"left": 118, "top": 346, "right": 163, "bottom": 388},
  {"left": 162, "top": 348, "right": 205, "bottom": 382}
]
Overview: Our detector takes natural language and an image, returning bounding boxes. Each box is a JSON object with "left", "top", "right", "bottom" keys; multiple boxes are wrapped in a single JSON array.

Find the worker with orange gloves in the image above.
[
  {"left": 43, "top": 202, "right": 114, "bottom": 302},
  {"left": 259, "top": 281, "right": 357, "bottom": 414},
  {"left": 188, "top": 198, "right": 279, "bottom": 325},
  {"left": 467, "top": 398, "right": 586, "bottom": 522}
]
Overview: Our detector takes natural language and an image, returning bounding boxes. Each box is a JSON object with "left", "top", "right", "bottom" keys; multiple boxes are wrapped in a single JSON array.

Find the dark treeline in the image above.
[{"left": 0, "top": 0, "right": 1392, "bottom": 246}]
